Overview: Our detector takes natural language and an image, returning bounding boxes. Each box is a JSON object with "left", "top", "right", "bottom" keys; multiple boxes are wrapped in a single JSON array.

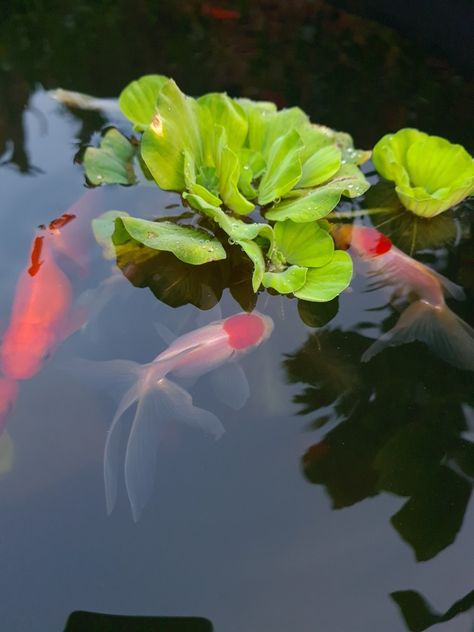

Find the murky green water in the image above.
[{"left": 1, "top": 3, "right": 473, "bottom": 631}]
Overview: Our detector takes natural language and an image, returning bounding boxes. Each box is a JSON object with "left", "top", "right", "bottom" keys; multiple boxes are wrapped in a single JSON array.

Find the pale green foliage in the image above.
[{"left": 373, "top": 128, "right": 474, "bottom": 217}]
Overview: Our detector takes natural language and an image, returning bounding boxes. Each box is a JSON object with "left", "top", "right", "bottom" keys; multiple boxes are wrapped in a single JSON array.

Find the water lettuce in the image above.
[
  {"left": 84, "top": 74, "right": 372, "bottom": 304},
  {"left": 372, "top": 128, "right": 474, "bottom": 217}
]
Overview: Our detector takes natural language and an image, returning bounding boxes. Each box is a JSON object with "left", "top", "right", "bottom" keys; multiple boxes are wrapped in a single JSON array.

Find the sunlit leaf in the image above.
[
  {"left": 297, "top": 145, "right": 341, "bottom": 189},
  {"left": 213, "top": 127, "right": 254, "bottom": 214},
  {"left": 262, "top": 265, "right": 307, "bottom": 294},
  {"left": 237, "top": 239, "right": 265, "bottom": 292},
  {"left": 197, "top": 93, "right": 248, "bottom": 150},
  {"left": 274, "top": 220, "right": 334, "bottom": 267},
  {"left": 258, "top": 129, "right": 304, "bottom": 205},
  {"left": 119, "top": 74, "right": 169, "bottom": 131},
  {"left": 113, "top": 216, "right": 226, "bottom": 265},
  {"left": 141, "top": 79, "right": 203, "bottom": 191},
  {"left": 266, "top": 164, "right": 369, "bottom": 222},
  {"left": 294, "top": 250, "right": 353, "bottom": 302},
  {"left": 83, "top": 128, "right": 136, "bottom": 185}
]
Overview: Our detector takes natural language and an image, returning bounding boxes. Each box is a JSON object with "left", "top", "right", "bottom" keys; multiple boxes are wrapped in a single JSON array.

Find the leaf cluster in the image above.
[{"left": 83, "top": 74, "right": 372, "bottom": 302}]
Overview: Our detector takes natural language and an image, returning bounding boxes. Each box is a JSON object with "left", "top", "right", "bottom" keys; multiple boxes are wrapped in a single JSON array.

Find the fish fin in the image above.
[
  {"left": 362, "top": 301, "right": 474, "bottom": 371},
  {"left": 63, "top": 358, "right": 145, "bottom": 401},
  {"left": 123, "top": 377, "right": 225, "bottom": 521},
  {"left": 59, "top": 307, "right": 89, "bottom": 341},
  {"left": 429, "top": 268, "right": 465, "bottom": 301},
  {"left": 154, "top": 322, "right": 177, "bottom": 345},
  {"left": 210, "top": 361, "right": 250, "bottom": 410}
]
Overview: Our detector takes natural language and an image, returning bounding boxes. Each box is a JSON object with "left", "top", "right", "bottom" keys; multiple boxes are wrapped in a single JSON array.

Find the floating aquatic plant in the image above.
[
  {"left": 83, "top": 74, "right": 372, "bottom": 303},
  {"left": 372, "top": 128, "right": 474, "bottom": 218}
]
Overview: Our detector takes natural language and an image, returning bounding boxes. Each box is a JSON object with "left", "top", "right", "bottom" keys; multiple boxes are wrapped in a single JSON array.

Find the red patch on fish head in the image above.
[
  {"left": 223, "top": 313, "right": 266, "bottom": 350},
  {"left": 354, "top": 226, "right": 392, "bottom": 257}
]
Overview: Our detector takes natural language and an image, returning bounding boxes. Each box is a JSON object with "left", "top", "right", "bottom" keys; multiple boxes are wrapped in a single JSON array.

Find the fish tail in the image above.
[
  {"left": 104, "top": 367, "right": 225, "bottom": 521},
  {"left": 362, "top": 300, "right": 474, "bottom": 371}
]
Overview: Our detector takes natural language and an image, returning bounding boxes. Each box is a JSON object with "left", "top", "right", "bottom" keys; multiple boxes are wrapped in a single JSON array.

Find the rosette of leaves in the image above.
[
  {"left": 372, "top": 128, "right": 474, "bottom": 218},
  {"left": 84, "top": 74, "right": 371, "bottom": 302}
]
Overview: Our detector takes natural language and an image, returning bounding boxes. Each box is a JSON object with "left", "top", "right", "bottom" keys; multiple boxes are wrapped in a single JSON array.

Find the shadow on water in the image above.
[{"left": 63, "top": 611, "right": 213, "bottom": 631}]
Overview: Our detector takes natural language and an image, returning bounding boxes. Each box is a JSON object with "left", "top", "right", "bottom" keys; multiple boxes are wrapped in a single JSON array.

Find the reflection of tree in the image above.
[
  {"left": 285, "top": 329, "right": 473, "bottom": 559},
  {"left": 391, "top": 589, "right": 474, "bottom": 632},
  {"left": 284, "top": 328, "right": 473, "bottom": 628},
  {"left": 63, "top": 611, "right": 213, "bottom": 631},
  {"left": 1, "top": 0, "right": 473, "bottom": 171}
]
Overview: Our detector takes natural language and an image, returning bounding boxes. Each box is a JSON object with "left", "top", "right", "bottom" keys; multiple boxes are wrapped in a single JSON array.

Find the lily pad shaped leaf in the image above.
[
  {"left": 119, "top": 74, "right": 169, "bottom": 131},
  {"left": 266, "top": 164, "right": 369, "bottom": 222},
  {"left": 258, "top": 129, "right": 304, "bottom": 205},
  {"left": 113, "top": 216, "right": 226, "bottom": 265},
  {"left": 83, "top": 128, "right": 136, "bottom": 185},
  {"left": 294, "top": 250, "right": 353, "bottom": 302},
  {"left": 141, "top": 79, "right": 203, "bottom": 191},
  {"left": 263, "top": 266, "right": 307, "bottom": 294},
  {"left": 274, "top": 220, "right": 334, "bottom": 268}
]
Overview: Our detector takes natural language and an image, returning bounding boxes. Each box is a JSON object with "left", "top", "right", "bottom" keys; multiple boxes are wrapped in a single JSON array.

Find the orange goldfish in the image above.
[{"left": 333, "top": 224, "right": 474, "bottom": 371}]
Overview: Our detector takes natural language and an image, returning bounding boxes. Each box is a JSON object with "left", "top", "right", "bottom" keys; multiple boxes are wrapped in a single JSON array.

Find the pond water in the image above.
[{"left": 0, "top": 3, "right": 473, "bottom": 631}]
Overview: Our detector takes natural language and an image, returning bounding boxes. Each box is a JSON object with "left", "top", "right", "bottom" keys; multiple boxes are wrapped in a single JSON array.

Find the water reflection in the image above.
[{"left": 63, "top": 611, "right": 213, "bottom": 631}]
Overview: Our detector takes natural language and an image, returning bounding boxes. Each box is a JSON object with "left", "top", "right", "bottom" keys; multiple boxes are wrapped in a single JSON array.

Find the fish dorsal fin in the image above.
[{"left": 429, "top": 268, "right": 465, "bottom": 301}]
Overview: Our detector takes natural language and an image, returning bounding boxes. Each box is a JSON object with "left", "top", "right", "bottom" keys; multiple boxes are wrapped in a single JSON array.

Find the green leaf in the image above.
[
  {"left": 197, "top": 93, "right": 248, "bottom": 150},
  {"left": 213, "top": 128, "right": 254, "bottom": 214},
  {"left": 391, "top": 589, "right": 474, "bottom": 632},
  {"left": 297, "top": 144, "right": 341, "bottom": 189},
  {"left": 274, "top": 220, "right": 334, "bottom": 267},
  {"left": 266, "top": 164, "right": 369, "bottom": 222},
  {"left": 113, "top": 216, "right": 226, "bottom": 265},
  {"left": 183, "top": 192, "right": 273, "bottom": 247},
  {"left": 262, "top": 265, "right": 307, "bottom": 294},
  {"left": 83, "top": 128, "right": 136, "bottom": 185},
  {"left": 237, "top": 148, "right": 265, "bottom": 199},
  {"left": 92, "top": 210, "right": 130, "bottom": 259},
  {"left": 294, "top": 250, "right": 353, "bottom": 302},
  {"left": 258, "top": 129, "right": 304, "bottom": 205},
  {"left": 141, "top": 79, "right": 203, "bottom": 191},
  {"left": 237, "top": 239, "right": 265, "bottom": 292},
  {"left": 236, "top": 98, "right": 277, "bottom": 152},
  {"left": 119, "top": 74, "right": 169, "bottom": 131},
  {"left": 297, "top": 298, "right": 339, "bottom": 328}
]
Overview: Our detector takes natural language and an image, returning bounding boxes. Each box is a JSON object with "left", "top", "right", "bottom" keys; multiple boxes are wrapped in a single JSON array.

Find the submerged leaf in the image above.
[
  {"left": 119, "top": 74, "right": 169, "bottom": 131},
  {"left": 83, "top": 128, "right": 136, "bottom": 185},
  {"left": 113, "top": 216, "right": 226, "bottom": 265},
  {"left": 294, "top": 250, "right": 353, "bottom": 302},
  {"left": 92, "top": 210, "right": 130, "bottom": 259}
]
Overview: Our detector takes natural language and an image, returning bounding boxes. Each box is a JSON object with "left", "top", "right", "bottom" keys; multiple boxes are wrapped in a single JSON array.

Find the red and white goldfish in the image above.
[
  {"left": 74, "top": 311, "right": 273, "bottom": 521},
  {"left": 332, "top": 224, "right": 474, "bottom": 371}
]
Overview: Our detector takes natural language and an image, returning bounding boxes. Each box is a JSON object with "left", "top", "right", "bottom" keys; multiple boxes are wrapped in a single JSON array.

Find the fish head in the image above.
[
  {"left": 223, "top": 312, "right": 274, "bottom": 351},
  {"left": 332, "top": 224, "right": 392, "bottom": 258}
]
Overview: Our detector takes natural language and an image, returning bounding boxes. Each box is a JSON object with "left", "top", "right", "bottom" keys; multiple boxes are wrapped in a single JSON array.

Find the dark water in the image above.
[{"left": 1, "top": 3, "right": 473, "bottom": 631}]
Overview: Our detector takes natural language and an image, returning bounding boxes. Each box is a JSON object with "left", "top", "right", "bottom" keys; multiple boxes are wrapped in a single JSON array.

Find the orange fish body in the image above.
[
  {"left": 1, "top": 235, "right": 73, "bottom": 380},
  {"left": 333, "top": 224, "right": 474, "bottom": 370}
]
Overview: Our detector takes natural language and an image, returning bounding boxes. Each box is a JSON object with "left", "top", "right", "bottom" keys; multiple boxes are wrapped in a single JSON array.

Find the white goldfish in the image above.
[
  {"left": 332, "top": 224, "right": 474, "bottom": 370},
  {"left": 74, "top": 312, "right": 273, "bottom": 521}
]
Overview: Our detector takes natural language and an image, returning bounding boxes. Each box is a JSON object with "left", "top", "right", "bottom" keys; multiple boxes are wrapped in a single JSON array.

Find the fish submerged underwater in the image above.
[
  {"left": 333, "top": 224, "right": 474, "bottom": 370},
  {"left": 74, "top": 311, "right": 274, "bottom": 521}
]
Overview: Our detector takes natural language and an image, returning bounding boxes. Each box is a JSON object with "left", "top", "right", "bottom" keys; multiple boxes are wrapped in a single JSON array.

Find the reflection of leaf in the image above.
[
  {"left": 391, "top": 466, "right": 471, "bottom": 561},
  {"left": 119, "top": 74, "right": 169, "bottom": 131},
  {"left": 83, "top": 128, "right": 136, "bottom": 185},
  {"left": 0, "top": 432, "right": 14, "bottom": 476},
  {"left": 391, "top": 589, "right": 474, "bottom": 632},
  {"left": 113, "top": 216, "right": 226, "bottom": 265},
  {"left": 297, "top": 298, "right": 339, "bottom": 328}
]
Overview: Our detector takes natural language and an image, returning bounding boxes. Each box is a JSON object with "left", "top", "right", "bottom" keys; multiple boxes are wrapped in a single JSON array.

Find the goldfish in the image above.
[
  {"left": 332, "top": 224, "right": 474, "bottom": 371},
  {"left": 201, "top": 4, "right": 241, "bottom": 20},
  {"left": 73, "top": 311, "right": 273, "bottom": 521}
]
